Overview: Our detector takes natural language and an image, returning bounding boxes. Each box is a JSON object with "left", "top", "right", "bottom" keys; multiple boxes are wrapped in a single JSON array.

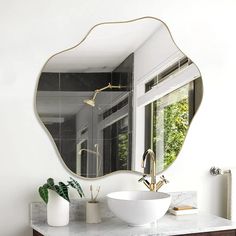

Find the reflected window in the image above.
[
  {"left": 145, "top": 57, "right": 201, "bottom": 172},
  {"left": 103, "top": 116, "right": 130, "bottom": 174},
  {"left": 146, "top": 83, "right": 193, "bottom": 171}
]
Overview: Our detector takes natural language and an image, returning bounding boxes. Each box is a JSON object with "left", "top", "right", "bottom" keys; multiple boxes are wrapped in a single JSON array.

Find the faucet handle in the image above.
[
  {"left": 138, "top": 175, "right": 151, "bottom": 190},
  {"left": 160, "top": 175, "right": 169, "bottom": 184},
  {"left": 155, "top": 175, "right": 169, "bottom": 191},
  {"left": 138, "top": 174, "right": 147, "bottom": 182}
]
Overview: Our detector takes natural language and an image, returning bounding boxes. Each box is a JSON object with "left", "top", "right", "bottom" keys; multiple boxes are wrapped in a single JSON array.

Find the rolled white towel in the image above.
[{"left": 227, "top": 169, "right": 236, "bottom": 221}]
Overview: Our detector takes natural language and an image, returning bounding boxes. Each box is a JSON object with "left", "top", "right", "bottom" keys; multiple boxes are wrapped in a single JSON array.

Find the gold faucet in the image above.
[{"left": 138, "top": 149, "right": 169, "bottom": 191}]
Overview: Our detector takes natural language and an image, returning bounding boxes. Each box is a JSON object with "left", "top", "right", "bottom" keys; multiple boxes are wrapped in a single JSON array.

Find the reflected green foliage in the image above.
[
  {"left": 164, "top": 98, "right": 189, "bottom": 168},
  {"left": 153, "top": 98, "right": 189, "bottom": 169},
  {"left": 118, "top": 133, "right": 129, "bottom": 169}
]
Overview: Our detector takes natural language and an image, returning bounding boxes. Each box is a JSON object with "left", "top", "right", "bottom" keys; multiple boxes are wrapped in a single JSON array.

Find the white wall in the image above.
[{"left": 0, "top": 1, "right": 236, "bottom": 235}]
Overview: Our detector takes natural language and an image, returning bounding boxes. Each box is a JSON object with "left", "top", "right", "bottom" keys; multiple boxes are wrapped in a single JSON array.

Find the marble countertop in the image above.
[{"left": 31, "top": 212, "right": 236, "bottom": 236}]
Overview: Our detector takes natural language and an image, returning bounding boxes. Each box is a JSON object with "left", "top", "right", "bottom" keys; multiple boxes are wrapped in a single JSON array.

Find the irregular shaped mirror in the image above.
[{"left": 36, "top": 17, "right": 203, "bottom": 178}]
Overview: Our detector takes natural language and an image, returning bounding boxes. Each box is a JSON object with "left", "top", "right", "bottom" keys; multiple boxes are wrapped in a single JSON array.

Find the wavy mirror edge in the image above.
[{"left": 34, "top": 16, "right": 203, "bottom": 180}]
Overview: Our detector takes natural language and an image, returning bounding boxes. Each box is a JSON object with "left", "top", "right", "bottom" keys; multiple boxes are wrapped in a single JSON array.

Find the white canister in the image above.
[
  {"left": 47, "top": 190, "right": 70, "bottom": 226},
  {"left": 86, "top": 201, "right": 101, "bottom": 223}
]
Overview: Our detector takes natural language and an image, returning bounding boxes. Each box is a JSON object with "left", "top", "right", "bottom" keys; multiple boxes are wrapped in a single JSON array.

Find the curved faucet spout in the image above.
[
  {"left": 142, "top": 149, "right": 155, "bottom": 168},
  {"left": 142, "top": 149, "right": 156, "bottom": 190},
  {"left": 79, "top": 145, "right": 101, "bottom": 177}
]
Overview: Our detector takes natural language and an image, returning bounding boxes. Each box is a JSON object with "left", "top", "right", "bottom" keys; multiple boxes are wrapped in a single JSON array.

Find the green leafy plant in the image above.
[{"left": 38, "top": 177, "right": 84, "bottom": 204}]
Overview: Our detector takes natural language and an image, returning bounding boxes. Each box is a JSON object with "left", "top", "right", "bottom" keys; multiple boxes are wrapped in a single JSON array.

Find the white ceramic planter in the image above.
[
  {"left": 86, "top": 201, "right": 101, "bottom": 223},
  {"left": 47, "top": 190, "right": 70, "bottom": 226}
]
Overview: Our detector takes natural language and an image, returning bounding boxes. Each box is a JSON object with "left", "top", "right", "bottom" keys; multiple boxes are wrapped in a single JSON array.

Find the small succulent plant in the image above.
[{"left": 38, "top": 177, "right": 84, "bottom": 204}]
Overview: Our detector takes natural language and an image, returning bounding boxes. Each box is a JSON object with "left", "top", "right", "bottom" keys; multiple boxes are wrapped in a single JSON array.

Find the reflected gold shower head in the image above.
[
  {"left": 83, "top": 83, "right": 122, "bottom": 107},
  {"left": 83, "top": 98, "right": 95, "bottom": 107}
]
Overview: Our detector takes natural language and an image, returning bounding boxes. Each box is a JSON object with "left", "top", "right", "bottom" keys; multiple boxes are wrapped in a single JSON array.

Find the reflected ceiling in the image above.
[{"left": 43, "top": 20, "right": 162, "bottom": 73}]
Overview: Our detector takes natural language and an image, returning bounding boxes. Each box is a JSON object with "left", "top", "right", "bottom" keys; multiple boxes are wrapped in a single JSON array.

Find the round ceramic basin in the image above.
[{"left": 106, "top": 190, "right": 171, "bottom": 226}]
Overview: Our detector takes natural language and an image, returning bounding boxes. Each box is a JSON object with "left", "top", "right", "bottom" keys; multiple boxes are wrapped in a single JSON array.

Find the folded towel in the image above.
[{"left": 227, "top": 169, "right": 236, "bottom": 221}]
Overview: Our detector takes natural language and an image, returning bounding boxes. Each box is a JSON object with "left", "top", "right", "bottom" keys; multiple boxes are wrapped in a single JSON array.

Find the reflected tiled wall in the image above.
[{"left": 36, "top": 53, "right": 134, "bottom": 176}]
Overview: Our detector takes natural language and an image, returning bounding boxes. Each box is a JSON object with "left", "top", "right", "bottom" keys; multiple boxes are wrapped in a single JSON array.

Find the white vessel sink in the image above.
[{"left": 106, "top": 190, "right": 171, "bottom": 226}]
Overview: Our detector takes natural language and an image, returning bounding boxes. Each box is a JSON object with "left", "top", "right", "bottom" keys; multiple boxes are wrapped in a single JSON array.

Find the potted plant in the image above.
[{"left": 38, "top": 177, "right": 84, "bottom": 226}]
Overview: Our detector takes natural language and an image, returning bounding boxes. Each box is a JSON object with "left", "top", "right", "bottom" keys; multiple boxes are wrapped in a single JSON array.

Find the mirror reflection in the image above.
[{"left": 36, "top": 17, "right": 203, "bottom": 178}]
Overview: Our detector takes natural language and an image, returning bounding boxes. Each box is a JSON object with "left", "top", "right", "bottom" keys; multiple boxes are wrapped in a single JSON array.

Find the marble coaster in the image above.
[{"left": 169, "top": 191, "right": 197, "bottom": 209}]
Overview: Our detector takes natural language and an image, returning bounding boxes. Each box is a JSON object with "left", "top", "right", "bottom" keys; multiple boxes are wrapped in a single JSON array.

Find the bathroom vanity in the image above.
[{"left": 30, "top": 193, "right": 236, "bottom": 236}]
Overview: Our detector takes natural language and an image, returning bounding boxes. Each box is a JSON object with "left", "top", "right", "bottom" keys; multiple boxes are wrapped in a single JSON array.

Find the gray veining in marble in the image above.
[
  {"left": 31, "top": 213, "right": 236, "bottom": 236},
  {"left": 31, "top": 191, "right": 197, "bottom": 225},
  {"left": 30, "top": 199, "right": 113, "bottom": 225},
  {"left": 169, "top": 191, "right": 197, "bottom": 209}
]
